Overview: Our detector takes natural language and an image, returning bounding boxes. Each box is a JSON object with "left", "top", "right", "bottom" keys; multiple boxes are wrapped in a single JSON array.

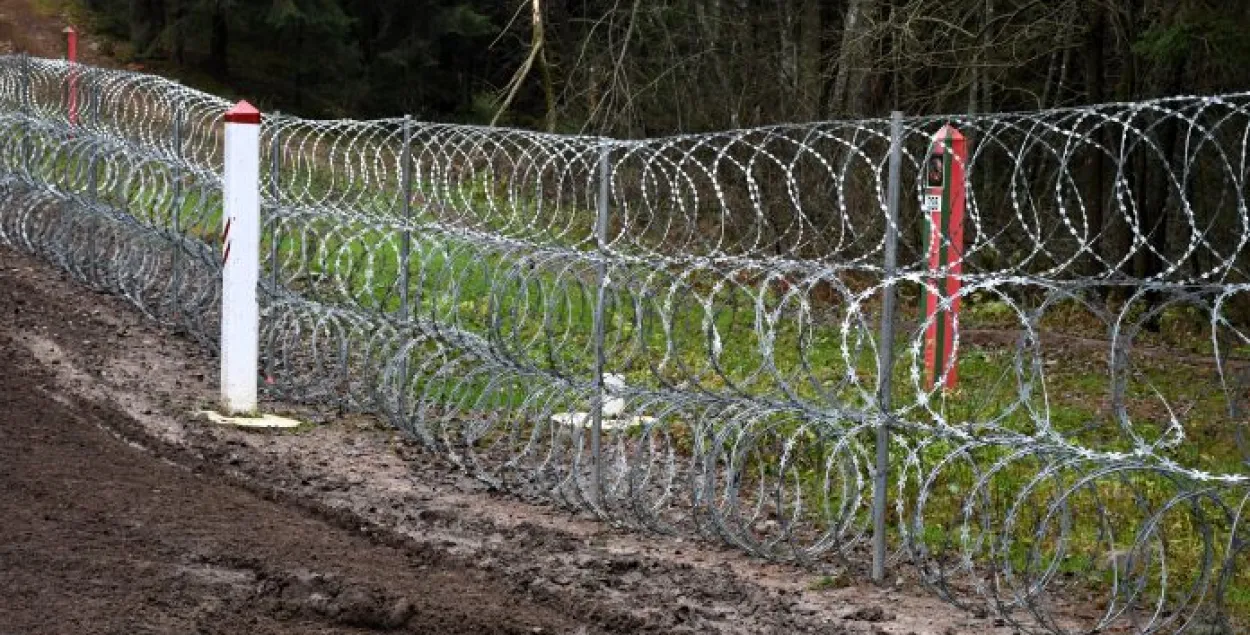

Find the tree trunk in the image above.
[
  {"left": 829, "top": 0, "right": 870, "bottom": 117},
  {"left": 1135, "top": 58, "right": 1186, "bottom": 282},
  {"left": 129, "top": 0, "right": 165, "bottom": 57},
  {"left": 170, "top": 0, "right": 186, "bottom": 64},
  {"left": 797, "top": 0, "right": 822, "bottom": 120},
  {"left": 490, "top": 0, "right": 557, "bottom": 130},
  {"left": 696, "top": 0, "right": 735, "bottom": 125},
  {"left": 208, "top": 4, "right": 229, "bottom": 79},
  {"left": 1107, "top": 0, "right": 1139, "bottom": 284},
  {"left": 776, "top": 0, "right": 796, "bottom": 108},
  {"left": 968, "top": 0, "right": 994, "bottom": 115},
  {"left": 1083, "top": 6, "right": 1106, "bottom": 277},
  {"left": 1134, "top": 0, "right": 1186, "bottom": 283},
  {"left": 538, "top": 45, "right": 556, "bottom": 132},
  {"left": 293, "top": 19, "right": 305, "bottom": 111},
  {"left": 1131, "top": 0, "right": 1187, "bottom": 330}
]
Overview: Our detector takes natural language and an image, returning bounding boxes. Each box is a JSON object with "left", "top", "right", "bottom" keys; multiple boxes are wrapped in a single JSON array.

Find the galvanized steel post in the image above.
[
  {"left": 399, "top": 115, "right": 413, "bottom": 321},
  {"left": 268, "top": 112, "right": 282, "bottom": 293},
  {"left": 20, "top": 53, "right": 30, "bottom": 176},
  {"left": 591, "top": 141, "right": 611, "bottom": 505},
  {"left": 170, "top": 95, "right": 184, "bottom": 312},
  {"left": 397, "top": 115, "right": 414, "bottom": 419},
  {"left": 873, "top": 111, "right": 904, "bottom": 583}
]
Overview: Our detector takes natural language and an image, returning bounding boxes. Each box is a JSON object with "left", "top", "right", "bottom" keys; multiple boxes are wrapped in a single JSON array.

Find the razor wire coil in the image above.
[{"left": 1, "top": 54, "right": 1248, "bottom": 634}]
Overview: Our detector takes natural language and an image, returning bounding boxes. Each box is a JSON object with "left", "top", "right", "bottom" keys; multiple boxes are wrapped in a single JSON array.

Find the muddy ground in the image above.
[{"left": 0, "top": 244, "right": 1021, "bottom": 634}]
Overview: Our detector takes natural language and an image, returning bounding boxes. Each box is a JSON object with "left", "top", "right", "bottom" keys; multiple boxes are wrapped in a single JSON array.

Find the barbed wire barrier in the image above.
[{"left": 0, "top": 54, "right": 1247, "bottom": 633}]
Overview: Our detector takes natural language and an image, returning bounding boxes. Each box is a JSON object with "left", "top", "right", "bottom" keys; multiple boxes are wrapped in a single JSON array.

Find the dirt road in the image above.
[
  {"left": 0, "top": 243, "right": 1013, "bottom": 635},
  {"left": 0, "top": 263, "right": 591, "bottom": 634}
]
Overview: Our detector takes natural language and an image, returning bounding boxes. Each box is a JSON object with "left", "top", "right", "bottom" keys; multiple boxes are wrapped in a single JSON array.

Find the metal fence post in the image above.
[
  {"left": 590, "top": 141, "right": 612, "bottom": 505},
  {"left": 396, "top": 116, "right": 414, "bottom": 417},
  {"left": 399, "top": 115, "right": 413, "bottom": 320},
  {"left": 91, "top": 66, "right": 101, "bottom": 128},
  {"left": 170, "top": 95, "right": 184, "bottom": 313},
  {"left": 86, "top": 80, "right": 99, "bottom": 199},
  {"left": 20, "top": 52, "right": 30, "bottom": 113},
  {"left": 268, "top": 112, "right": 282, "bottom": 293},
  {"left": 259, "top": 112, "right": 283, "bottom": 386},
  {"left": 20, "top": 53, "right": 31, "bottom": 177},
  {"left": 873, "top": 111, "right": 905, "bottom": 583}
]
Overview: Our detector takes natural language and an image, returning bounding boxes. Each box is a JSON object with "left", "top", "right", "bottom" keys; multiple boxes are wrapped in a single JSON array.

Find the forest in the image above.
[{"left": 74, "top": 0, "right": 1250, "bottom": 136}]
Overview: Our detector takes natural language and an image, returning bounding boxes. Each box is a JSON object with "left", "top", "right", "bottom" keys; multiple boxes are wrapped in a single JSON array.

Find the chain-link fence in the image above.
[{"left": 1, "top": 54, "right": 1247, "bottom": 634}]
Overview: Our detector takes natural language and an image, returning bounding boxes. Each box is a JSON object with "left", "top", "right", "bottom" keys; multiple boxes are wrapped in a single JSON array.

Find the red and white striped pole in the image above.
[
  {"left": 922, "top": 125, "right": 966, "bottom": 391},
  {"left": 221, "top": 101, "right": 262, "bottom": 414},
  {"left": 63, "top": 26, "right": 78, "bottom": 126}
]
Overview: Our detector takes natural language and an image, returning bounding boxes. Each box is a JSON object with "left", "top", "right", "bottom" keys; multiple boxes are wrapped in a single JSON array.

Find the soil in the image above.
[
  {"left": 0, "top": 244, "right": 1026, "bottom": 635},
  {"left": 0, "top": 0, "right": 96, "bottom": 63},
  {"left": 0, "top": 252, "right": 589, "bottom": 635}
]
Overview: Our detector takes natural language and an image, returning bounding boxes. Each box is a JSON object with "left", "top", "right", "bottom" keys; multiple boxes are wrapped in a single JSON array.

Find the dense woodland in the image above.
[
  {"left": 65, "top": 1, "right": 1250, "bottom": 291},
  {"left": 77, "top": 0, "right": 1250, "bottom": 135}
]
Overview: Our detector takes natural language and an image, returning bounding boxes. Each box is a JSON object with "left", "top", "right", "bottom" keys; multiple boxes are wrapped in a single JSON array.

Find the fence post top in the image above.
[
  {"left": 225, "top": 101, "right": 262, "bottom": 125},
  {"left": 933, "top": 124, "right": 965, "bottom": 143},
  {"left": 62, "top": 25, "right": 76, "bottom": 34}
]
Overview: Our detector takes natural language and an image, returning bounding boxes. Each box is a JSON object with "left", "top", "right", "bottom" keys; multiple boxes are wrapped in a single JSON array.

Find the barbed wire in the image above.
[{"left": 0, "top": 54, "right": 1247, "bottom": 633}]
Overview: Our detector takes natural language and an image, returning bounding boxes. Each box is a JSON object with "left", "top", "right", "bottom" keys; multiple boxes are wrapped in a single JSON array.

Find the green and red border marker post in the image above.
[{"left": 921, "top": 125, "right": 966, "bottom": 391}]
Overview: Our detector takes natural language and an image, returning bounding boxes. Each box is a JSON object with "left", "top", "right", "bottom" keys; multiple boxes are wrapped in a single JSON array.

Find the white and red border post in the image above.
[
  {"left": 922, "top": 125, "right": 966, "bottom": 391},
  {"left": 221, "top": 101, "right": 262, "bottom": 414}
]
